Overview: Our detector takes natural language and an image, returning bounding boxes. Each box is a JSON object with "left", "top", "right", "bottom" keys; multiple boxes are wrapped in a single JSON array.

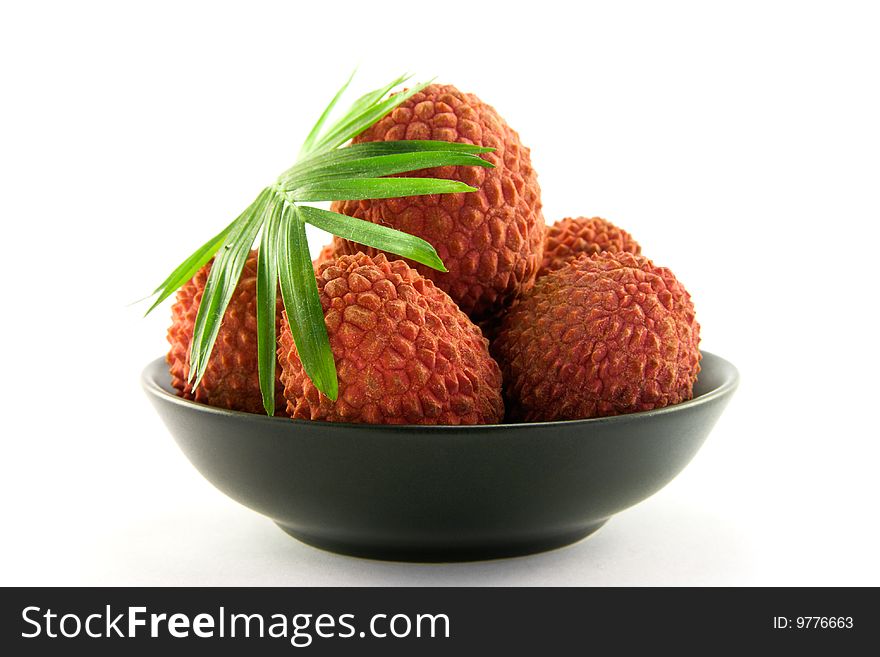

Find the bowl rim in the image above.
[{"left": 142, "top": 350, "right": 738, "bottom": 432}]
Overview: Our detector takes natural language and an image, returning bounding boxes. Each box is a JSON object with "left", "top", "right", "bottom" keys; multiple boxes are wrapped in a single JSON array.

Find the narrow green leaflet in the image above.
[
  {"left": 255, "top": 197, "right": 283, "bottom": 415},
  {"left": 280, "top": 140, "right": 493, "bottom": 183},
  {"left": 189, "top": 188, "right": 273, "bottom": 388},
  {"left": 277, "top": 203, "right": 338, "bottom": 400},
  {"left": 279, "top": 151, "right": 492, "bottom": 189},
  {"left": 292, "top": 177, "right": 476, "bottom": 202},
  {"left": 298, "top": 69, "right": 356, "bottom": 159},
  {"left": 323, "top": 139, "right": 493, "bottom": 156},
  {"left": 311, "top": 80, "right": 432, "bottom": 153},
  {"left": 344, "top": 73, "right": 411, "bottom": 120},
  {"left": 298, "top": 206, "right": 446, "bottom": 271},
  {"left": 145, "top": 220, "right": 235, "bottom": 315}
]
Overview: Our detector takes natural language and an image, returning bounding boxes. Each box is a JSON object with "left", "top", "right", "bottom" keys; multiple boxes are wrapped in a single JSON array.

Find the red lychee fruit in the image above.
[
  {"left": 331, "top": 84, "right": 545, "bottom": 322},
  {"left": 277, "top": 252, "right": 504, "bottom": 424},
  {"left": 539, "top": 216, "right": 641, "bottom": 277},
  {"left": 167, "top": 250, "right": 284, "bottom": 415},
  {"left": 494, "top": 252, "right": 700, "bottom": 421}
]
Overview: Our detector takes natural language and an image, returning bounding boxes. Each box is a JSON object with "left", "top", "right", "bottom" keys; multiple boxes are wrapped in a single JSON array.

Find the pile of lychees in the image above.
[{"left": 168, "top": 84, "right": 701, "bottom": 424}]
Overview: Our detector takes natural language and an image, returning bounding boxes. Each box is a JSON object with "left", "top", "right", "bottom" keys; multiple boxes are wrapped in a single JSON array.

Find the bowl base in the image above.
[{"left": 275, "top": 520, "right": 608, "bottom": 563}]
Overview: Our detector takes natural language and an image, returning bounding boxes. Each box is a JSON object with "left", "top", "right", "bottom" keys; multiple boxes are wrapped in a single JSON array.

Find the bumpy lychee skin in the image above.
[
  {"left": 494, "top": 252, "right": 700, "bottom": 421},
  {"left": 277, "top": 253, "right": 504, "bottom": 424},
  {"left": 539, "top": 216, "right": 641, "bottom": 277},
  {"left": 331, "top": 84, "right": 545, "bottom": 322},
  {"left": 167, "top": 250, "right": 284, "bottom": 415}
]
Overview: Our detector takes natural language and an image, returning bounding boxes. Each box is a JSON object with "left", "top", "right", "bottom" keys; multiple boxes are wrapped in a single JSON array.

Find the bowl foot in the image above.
[{"left": 275, "top": 520, "right": 608, "bottom": 563}]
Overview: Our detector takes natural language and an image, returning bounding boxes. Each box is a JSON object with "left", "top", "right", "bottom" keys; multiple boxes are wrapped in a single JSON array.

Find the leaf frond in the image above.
[{"left": 146, "top": 72, "right": 497, "bottom": 414}]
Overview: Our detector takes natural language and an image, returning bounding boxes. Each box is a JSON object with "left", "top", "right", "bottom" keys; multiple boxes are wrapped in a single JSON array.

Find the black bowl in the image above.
[{"left": 142, "top": 351, "right": 738, "bottom": 562}]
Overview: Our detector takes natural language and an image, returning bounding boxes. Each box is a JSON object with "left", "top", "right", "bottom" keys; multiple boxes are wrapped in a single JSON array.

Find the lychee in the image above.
[
  {"left": 539, "top": 216, "right": 641, "bottom": 277},
  {"left": 494, "top": 252, "right": 700, "bottom": 421},
  {"left": 331, "top": 84, "right": 545, "bottom": 322},
  {"left": 277, "top": 252, "right": 504, "bottom": 424},
  {"left": 167, "top": 250, "right": 284, "bottom": 415}
]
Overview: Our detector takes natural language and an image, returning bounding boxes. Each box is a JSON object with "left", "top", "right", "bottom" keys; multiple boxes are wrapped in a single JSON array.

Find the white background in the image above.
[{"left": 1, "top": 0, "right": 878, "bottom": 586}]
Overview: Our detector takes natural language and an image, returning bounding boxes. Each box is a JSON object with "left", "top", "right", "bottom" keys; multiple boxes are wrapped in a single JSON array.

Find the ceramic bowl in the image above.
[{"left": 142, "top": 351, "right": 738, "bottom": 562}]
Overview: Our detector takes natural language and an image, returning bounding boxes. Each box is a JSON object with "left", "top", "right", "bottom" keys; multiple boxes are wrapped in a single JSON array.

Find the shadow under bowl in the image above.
[{"left": 142, "top": 351, "right": 738, "bottom": 562}]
